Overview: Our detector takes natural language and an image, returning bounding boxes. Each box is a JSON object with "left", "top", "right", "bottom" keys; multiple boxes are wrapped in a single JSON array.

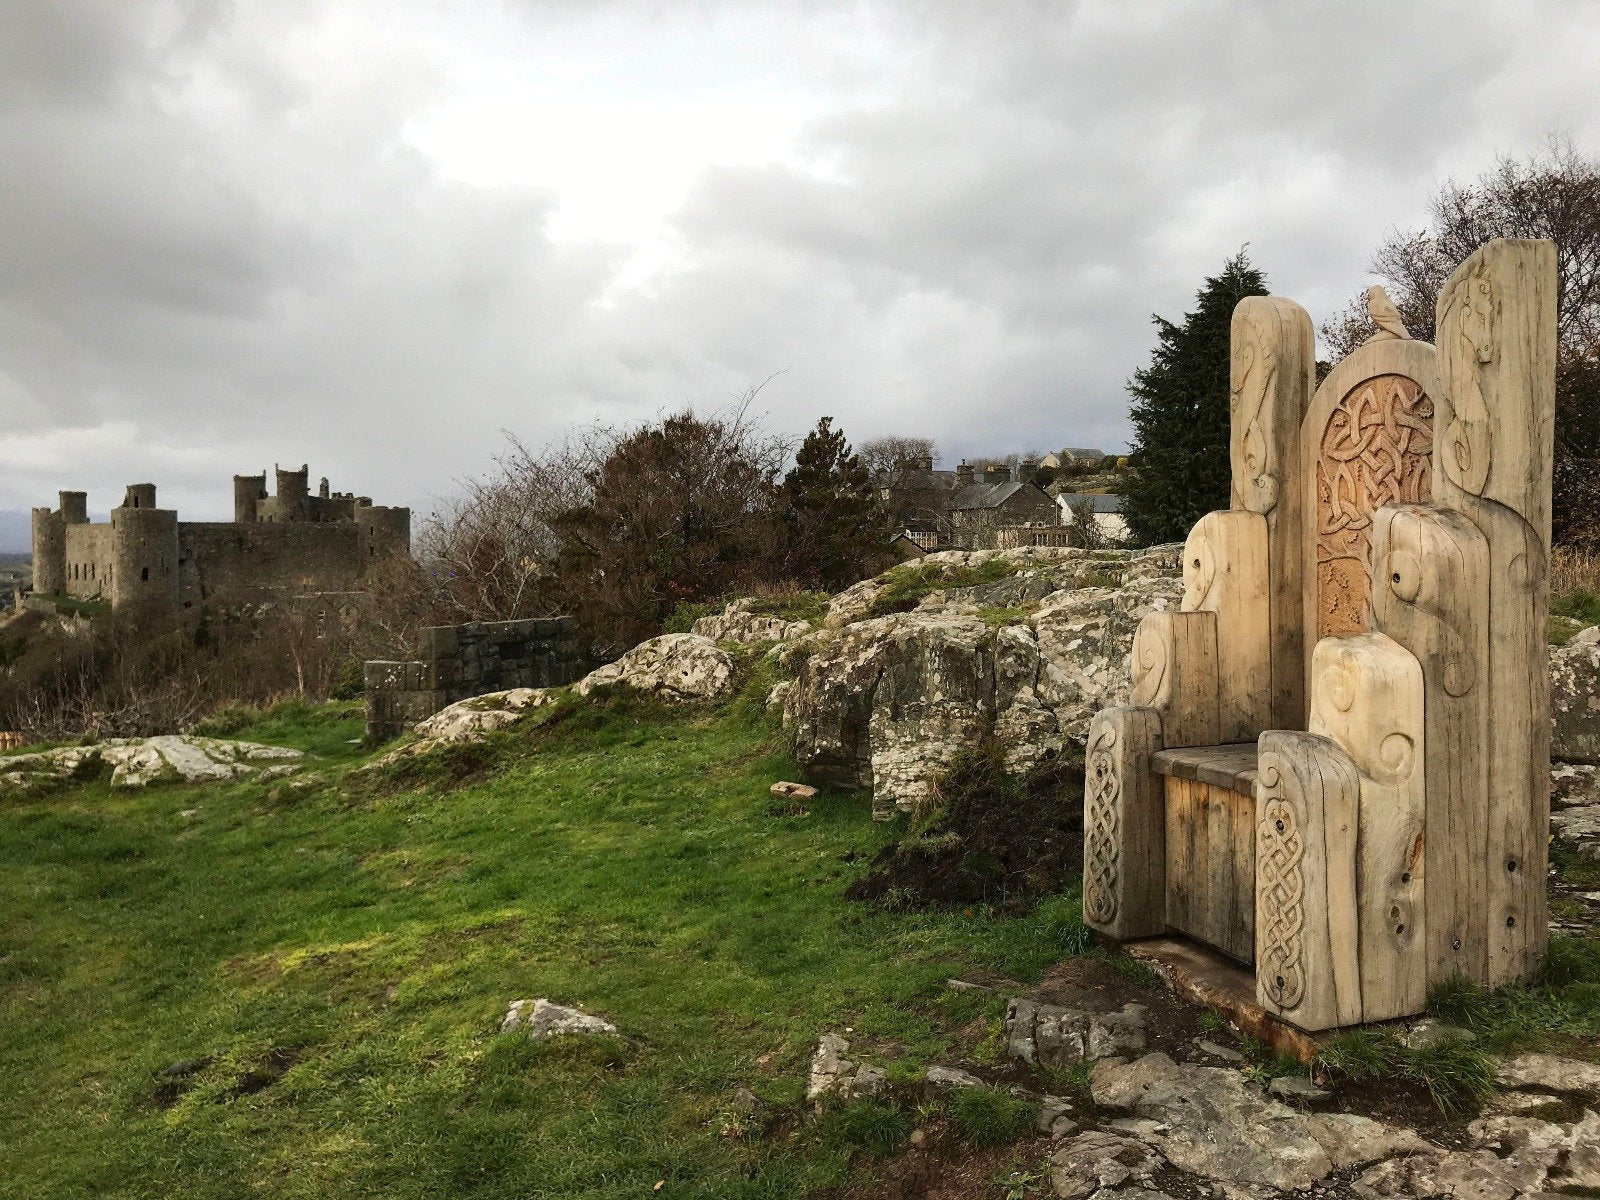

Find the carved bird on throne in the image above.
[{"left": 1363, "top": 285, "right": 1412, "bottom": 343}]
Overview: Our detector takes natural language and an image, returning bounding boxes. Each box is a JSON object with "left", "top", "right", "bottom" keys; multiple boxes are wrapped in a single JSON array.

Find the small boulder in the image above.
[
  {"left": 1036, "top": 1094, "right": 1077, "bottom": 1139},
  {"left": 1495, "top": 1052, "right": 1600, "bottom": 1097},
  {"left": 770, "top": 781, "right": 817, "bottom": 800},
  {"left": 500, "top": 998, "right": 619, "bottom": 1040},
  {"left": 414, "top": 688, "right": 556, "bottom": 741},
  {"left": 1302, "top": 1112, "right": 1435, "bottom": 1170},
  {"left": 1194, "top": 1038, "right": 1244, "bottom": 1064},
  {"left": 1006, "top": 999, "right": 1145, "bottom": 1067},
  {"left": 1050, "top": 1129, "right": 1163, "bottom": 1200},
  {"left": 924, "top": 1064, "right": 984, "bottom": 1094},
  {"left": 1403, "top": 1018, "right": 1476, "bottom": 1050},
  {"left": 692, "top": 600, "right": 812, "bottom": 644},
  {"left": 1268, "top": 1074, "right": 1331, "bottom": 1104},
  {"left": 575, "top": 634, "right": 735, "bottom": 702}
]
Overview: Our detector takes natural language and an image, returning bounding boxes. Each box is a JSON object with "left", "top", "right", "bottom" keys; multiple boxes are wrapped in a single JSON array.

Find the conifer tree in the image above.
[
  {"left": 1122, "top": 251, "right": 1268, "bottom": 546},
  {"left": 782, "top": 417, "right": 890, "bottom": 589}
]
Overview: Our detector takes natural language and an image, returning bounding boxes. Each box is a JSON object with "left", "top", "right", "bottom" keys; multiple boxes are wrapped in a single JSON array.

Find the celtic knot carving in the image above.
[
  {"left": 1315, "top": 374, "right": 1434, "bottom": 638},
  {"left": 1256, "top": 762, "right": 1307, "bottom": 1010},
  {"left": 1084, "top": 720, "right": 1122, "bottom": 927}
]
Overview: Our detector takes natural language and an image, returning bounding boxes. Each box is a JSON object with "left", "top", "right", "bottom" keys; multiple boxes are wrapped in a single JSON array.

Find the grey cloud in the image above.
[{"left": 1, "top": 0, "right": 1597, "bottom": 549}]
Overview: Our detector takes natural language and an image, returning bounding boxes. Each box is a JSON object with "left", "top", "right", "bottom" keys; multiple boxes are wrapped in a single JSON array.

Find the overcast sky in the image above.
[{"left": 2, "top": 0, "right": 1598, "bottom": 544}]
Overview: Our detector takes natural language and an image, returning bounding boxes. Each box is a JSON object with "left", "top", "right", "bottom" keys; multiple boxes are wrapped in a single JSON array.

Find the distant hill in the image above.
[{"left": 0, "top": 510, "right": 30, "bottom": 555}]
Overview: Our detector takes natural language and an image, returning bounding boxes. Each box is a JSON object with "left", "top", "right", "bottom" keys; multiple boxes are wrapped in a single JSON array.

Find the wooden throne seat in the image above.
[{"left": 1083, "top": 238, "right": 1557, "bottom": 1032}]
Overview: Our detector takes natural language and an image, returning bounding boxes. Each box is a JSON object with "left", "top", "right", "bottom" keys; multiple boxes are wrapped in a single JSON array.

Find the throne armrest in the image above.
[
  {"left": 1131, "top": 610, "right": 1219, "bottom": 748},
  {"left": 1181, "top": 509, "right": 1270, "bottom": 741}
]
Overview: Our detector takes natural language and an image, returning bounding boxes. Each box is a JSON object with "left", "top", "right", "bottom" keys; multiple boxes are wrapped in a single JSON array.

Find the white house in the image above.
[{"left": 1055, "top": 492, "right": 1128, "bottom": 543}]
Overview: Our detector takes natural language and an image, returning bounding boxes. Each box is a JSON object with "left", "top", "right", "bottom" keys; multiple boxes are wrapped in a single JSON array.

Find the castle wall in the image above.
[
  {"left": 62, "top": 523, "right": 117, "bottom": 599},
  {"left": 364, "top": 617, "right": 584, "bottom": 740},
  {"left": 111, "top": 508, "right": 180, "bottom": 608},
  {"left": 177, "top": 522, "right": 371, "bottom": 606}
]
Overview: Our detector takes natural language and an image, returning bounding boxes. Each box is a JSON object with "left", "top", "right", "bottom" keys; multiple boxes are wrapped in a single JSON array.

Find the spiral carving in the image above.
[
  {"left": 1130, "top": 622, "right": 1168, "bottom": 708},
  {"left": 1183, "top": 524, "right": 1218, "bottom": 611},
  {"left": 1231, "top": 307, "right": 1281, "bottom": 514}
]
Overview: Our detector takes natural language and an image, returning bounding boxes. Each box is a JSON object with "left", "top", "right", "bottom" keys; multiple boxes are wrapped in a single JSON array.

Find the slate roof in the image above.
[
  {"left": 951, "top": 480, "right": 1029, "bottom": 511},
  {"left": 1055, "top": 492, "right": 1125, "bottom": 513}
]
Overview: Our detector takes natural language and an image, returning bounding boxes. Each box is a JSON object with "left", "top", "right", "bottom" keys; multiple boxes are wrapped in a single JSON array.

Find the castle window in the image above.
[{"left": 141, "top": 567, "right": 149, "bottom": 582}]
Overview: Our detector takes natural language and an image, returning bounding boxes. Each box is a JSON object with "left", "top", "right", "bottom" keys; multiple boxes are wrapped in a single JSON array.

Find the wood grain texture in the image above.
[
  {"left": 1308, "top": 632, "right": 1428, "bottom": 1022},
  {"left": 1083, "top": 706, "right": 1165, "bottom": 940},
  {"left": 1255, "top": 730, "right": 1361, "bottom": 1031},
  {"left": 1433, "top": 237, "right": 1557, "bottom": 985},
  {"left": 1230, "top": 296, "right": 1316, "bottom": 728},
  {"left": 1370, "top": 503, "right": 1490, "bottom": 985},
  {"left": 1164, "top": 775, "right": 1256, "bottom": 965},
  {"left": 1131, "top": 610, "right": 1219, "bottom": 748},
  {"left": 1301, "top": 339, "right": 1444, "bottom": 693},
  {"left": 1182, "top": 510, "right": 1270, "bottom": 742}
]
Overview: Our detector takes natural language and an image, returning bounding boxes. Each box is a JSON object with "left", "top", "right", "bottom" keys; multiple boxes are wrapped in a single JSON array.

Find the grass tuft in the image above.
[
  {"left": 946, "top": 1085, "right": 1039, "bottom": 1147},
  {"left": 816, "top": 1097, "right": 913, "bottom": 1157},
  {"left": 1316, "top": 1028, "right": 1495, "bottom": 1115}
]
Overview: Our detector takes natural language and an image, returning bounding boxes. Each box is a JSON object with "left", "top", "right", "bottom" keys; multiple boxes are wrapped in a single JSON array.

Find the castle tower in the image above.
[
  {"left": 111, "top": 500, "right": 179, "bottom": 609},
  {"left": 233, "top": 473, "right": 266, "bottom": 523},
  {"left": 30, "top": 507, "right": 65, "bottom": 595},
  {"left": 123, "top": 483, "right": 157, "bottom": 510},
  {"left": 59, "top": 491, "right": 89, "bottom": 525},
  {"left": 355, "top": 505, "right": 412, "bottom": 559}
]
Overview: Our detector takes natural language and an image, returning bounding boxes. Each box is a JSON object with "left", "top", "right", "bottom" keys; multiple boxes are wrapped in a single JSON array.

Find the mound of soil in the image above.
[{"left": 846, "top": 748, "right": 1083, "bottom": 908}]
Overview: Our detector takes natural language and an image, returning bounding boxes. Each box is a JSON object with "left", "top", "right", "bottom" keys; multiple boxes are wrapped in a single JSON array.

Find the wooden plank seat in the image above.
[{"left": 1151, "top": 743, "right": 1259, "bottom": 794}]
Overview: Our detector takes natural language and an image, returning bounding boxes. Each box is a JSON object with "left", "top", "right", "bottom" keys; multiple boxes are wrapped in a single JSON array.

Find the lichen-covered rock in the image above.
[
  {"left": 499, "top": 998, "right": 619, "bottom": 1040},
  {"left": 1552, "top": 627, "right": 1600, "bottom": 763},
  {"left": 1005, "top": 999, "right": 1146, "bottom": 1067},
  {"left": 414, "top": 688, "right": 557, "bottom": 741},
  {"left": 787, "top": 545, "right": 1182, "bottom": 812},
  {"left": 691, "top": 599, "right": 812, "bottom": 644},
  {"left": 1090, "top": 1053, "right": 1333, "bottom": 1191},
  {"left": 0, "top": 736, "right": 301, "bottom": 793},
  {"left": 575, "top": 634, "right": 735, "bottom": 702},
  {"left": 1049, "top": 1129, "right": 1163, "bottom": 1200}
]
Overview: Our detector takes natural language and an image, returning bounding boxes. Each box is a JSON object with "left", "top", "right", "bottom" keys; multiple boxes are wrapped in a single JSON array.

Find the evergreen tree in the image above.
[
  {"left": 1122, "top": 251, "right": 1268, "bottom": 546},
  {"left": 782, "top": 417, "right": 890, "bottom": 589}
]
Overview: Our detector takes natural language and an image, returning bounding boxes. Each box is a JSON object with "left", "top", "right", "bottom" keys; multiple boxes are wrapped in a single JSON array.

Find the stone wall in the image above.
[{"left": 364, "top": 616, "right": 583, "bottom": 740}]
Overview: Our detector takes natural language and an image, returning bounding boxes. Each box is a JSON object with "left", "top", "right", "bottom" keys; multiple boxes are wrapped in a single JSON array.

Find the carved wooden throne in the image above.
[{"left": 1083, "top": 239, "right": 1557, "bottom": 1031}]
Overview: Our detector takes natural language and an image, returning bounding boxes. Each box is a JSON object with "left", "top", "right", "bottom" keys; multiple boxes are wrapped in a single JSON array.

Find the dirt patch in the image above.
[
  {"left": 822, "top": 1122, "right": 1056, "bottom": 1200},
  {"left": 845, "top": 748, "right": 1083, "bottom": 908}
]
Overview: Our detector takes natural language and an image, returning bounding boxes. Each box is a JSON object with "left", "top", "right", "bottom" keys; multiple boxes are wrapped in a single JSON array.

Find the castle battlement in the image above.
[{"left": 31, "top": 466, "right": 411, "bottom": 611}]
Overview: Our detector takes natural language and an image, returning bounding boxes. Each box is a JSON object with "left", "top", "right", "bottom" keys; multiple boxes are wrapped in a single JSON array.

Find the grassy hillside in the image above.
[{"left": 0, "top": 691, "right": 1093, "bottom": 1199}]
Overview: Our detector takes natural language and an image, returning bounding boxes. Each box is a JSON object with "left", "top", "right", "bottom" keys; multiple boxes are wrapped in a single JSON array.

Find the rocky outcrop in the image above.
[
  {"left": 1552, "top": 626, "right": 1600, "bottom": 763},
  {"left": 575, "top": 633, "right": 735, "bottom": 702},
  {"left": 691, "top": 599, "right": 812, "bottom": 644},
  {"left": 785, "top": 545, "right": 1183, "bottom": 812},
  {"left": 0, "top": 735, "right": 302, "bottom": 793},
  {"left": 805, "top": 1033, "right": 886, "bottom": 1106}
]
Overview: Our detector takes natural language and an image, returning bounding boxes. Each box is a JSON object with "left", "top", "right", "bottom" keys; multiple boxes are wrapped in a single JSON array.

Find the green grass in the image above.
[
  {"left": 1316, "top": 1028, "right": 1496, "bottom": 1115},
  {"left": 946, "top": 1085, "right": 1039, "bottom": 1147},
  {"left": 0, "top": 690, "right": 1093, "bottom": 1198},
  {"left": 1552, "top": 588, "right": 1600, "bottom": 628}
]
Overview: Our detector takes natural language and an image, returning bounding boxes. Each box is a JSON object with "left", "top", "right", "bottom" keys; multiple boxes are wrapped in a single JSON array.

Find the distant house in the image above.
[
  {"left": 949, "top": 466, "right": 1057, "bottom": 549},
  {"left": 1056, "top": 492, "right": 1128, "bottom": 543},
  {"left": 1039, "top": 447, "right": 1109, "bottom": 469}
]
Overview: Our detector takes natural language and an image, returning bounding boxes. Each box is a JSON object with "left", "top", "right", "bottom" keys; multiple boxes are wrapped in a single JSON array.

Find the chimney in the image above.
[
  {"left": 916, "top": 453, "right": 934, "bottom": 472},
  {"left": 955, "top": 461, "right": 974, "bottom": 487},
  {"left": 984, "top": 463, "right": 1010, "bottom": 485},
  {"left": 1018, "top": 457, "right": 1039, "bottom": 485}
]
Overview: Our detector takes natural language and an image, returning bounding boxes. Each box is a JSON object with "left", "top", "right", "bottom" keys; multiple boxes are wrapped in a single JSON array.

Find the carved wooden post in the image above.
[
  {"left": 1371, "top": 503, "right": 1490, "bottom": 985},
  {"left": 1083, "top": 707, "right": 1165, "bottom": 940},
  {"left": 1130, "top": 611, "right": 1219, "bottom": 748},
  {"left": 1256, "top": 730, "right": 1362, "bottom": 1030},
  {"left": 1230, "top": 297, "right": 1316, "bottom": 728},
  {"left": 1432, "top": 238, "right": 1557, "bottom": 986},
  {"left": 1182, "top": 510, "right": 1269, "bottom": 743},
  {"left": 1309, "top": 633, "right": 1427, "bottom": 1022}
]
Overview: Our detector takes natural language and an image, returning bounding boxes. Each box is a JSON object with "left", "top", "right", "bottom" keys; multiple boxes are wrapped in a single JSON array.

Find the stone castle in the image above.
[{"left": 30, "top": 465, "right": 410, "bottom": 611}]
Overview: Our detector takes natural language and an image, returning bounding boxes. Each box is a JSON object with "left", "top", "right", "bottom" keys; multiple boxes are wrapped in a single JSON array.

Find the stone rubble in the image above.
[
  {"left": 1005, "top": 998, "right": 1148, "bottom": 1067},
  {"left": 413, "top": 687, "right": 558, "bottom": 741},
  {"left": 805, "top": 1033, "right": 886, "bottom": 1107},
  {"left": 0, "top": 735, "right": 302, "bottom": 793}
]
